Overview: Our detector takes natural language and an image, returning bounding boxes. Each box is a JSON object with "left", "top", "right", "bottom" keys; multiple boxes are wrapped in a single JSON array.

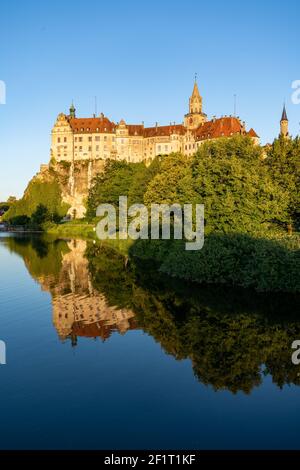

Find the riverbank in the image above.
[{"left": 45, "top": 221, "right": 95, "bottom": 238}]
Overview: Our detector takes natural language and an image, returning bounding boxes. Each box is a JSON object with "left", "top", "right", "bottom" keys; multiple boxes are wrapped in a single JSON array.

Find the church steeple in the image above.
[{"left": 280, "top": 104, "right": 289, "bottom": 138}]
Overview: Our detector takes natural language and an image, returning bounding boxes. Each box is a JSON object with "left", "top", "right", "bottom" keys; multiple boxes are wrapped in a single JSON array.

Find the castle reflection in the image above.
[{"left": 47, "top": 240, "right": 137, "bottom": 343}]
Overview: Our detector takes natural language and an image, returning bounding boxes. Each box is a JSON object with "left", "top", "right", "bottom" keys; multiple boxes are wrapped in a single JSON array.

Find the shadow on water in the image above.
[{"left": 2, "top": 234, "right": 300, "bottom": 395}]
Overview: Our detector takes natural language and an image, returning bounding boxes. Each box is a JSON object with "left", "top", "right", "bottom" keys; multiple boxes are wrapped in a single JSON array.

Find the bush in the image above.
[{"left": 130, "top": 233, "right": 300, "bottom": 293}]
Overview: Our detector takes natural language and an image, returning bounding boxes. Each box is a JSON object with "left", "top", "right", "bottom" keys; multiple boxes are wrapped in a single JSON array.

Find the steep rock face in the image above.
[{"left": 44, "top": 159, "right": 106, "bottom": 218}]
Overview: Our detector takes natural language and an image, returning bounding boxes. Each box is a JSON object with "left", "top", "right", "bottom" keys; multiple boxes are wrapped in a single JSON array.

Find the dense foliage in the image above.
[
  {"left": 86, "top": 158, "right": 162, "bottom": 217},
  {"left": 266, "top": 136, "right": 300, "bottom": 230},
  {"left": 87, "top": 136, "right": 298, "bottom": 235},
  {"left": 85, "top": 135, "right": 299, "bottom": 292}
]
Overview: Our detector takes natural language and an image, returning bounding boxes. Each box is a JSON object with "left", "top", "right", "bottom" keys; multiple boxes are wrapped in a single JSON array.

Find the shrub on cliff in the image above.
[{"left": 4, "top": 178, "right": 69, "bottom": 223}]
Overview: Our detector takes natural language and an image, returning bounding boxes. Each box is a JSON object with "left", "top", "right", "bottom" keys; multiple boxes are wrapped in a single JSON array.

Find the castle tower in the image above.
[
  {"left": 184, "top": 78, "right": 207, "bottom": 129},
  {"left": 280, "top": 104, "right": 289, "bottom": 138}
]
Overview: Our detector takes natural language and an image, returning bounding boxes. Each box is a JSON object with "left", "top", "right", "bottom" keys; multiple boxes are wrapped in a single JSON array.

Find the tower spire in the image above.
[
  {"left": 281, "top": 103, "right": 288, "bottom": 122},
  {"left": 280, "top": 103, "right": 289, "bottom": 138}
]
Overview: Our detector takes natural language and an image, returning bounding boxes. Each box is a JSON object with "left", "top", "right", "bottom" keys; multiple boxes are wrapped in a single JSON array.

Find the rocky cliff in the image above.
[{"left": 40, "top": 158, "right": 106, "bottom": 218}]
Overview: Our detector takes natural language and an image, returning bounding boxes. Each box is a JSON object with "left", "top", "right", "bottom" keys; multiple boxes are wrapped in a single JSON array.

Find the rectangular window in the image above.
[
  {"left": 79, "top": 137, "right": 83, "bottom": 142},
  {"left": 57, "top": 137, "right": 61, "bottom": 143},
  {"left": 79, "top": 146, "right": 82, "bottom": 151},
  {"left": 165, "top": 145, "right": 168, "bottom": 152},
  {"left": 88, "top": 146, "right": 92, "bottom": 151},
  {"left": 96, "top": 145, "right": 99, "bottom": 151},
  {"left": 95, "top": 136, "right": 100, "bottom": 141},
  {"left": 88, "top": 137, "right": 92, "bottom": 142},
  {"left": 104, "top": 136, "right": 107, "bottom": 141},
  {"left": 64, "top": 137, "right": 67, "bottom": 143}
]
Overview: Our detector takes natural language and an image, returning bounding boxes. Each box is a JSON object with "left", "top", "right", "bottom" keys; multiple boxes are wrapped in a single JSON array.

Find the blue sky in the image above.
[{"left": 0, "top": 0, "right": 299, "bottom": 200}]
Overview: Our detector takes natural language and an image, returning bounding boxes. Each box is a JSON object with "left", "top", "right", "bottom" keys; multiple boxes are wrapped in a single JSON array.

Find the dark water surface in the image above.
[{"left": 0, "top": 233, "right": 300, "bottom": 450}]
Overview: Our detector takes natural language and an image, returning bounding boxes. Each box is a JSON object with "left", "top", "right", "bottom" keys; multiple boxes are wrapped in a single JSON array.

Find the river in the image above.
[{"left": 0, "top": 233, "right": 300, "bottom": 449}]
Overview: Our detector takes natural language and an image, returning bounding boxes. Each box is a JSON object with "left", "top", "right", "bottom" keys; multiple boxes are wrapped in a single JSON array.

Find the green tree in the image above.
[
  {"left": 144, "top": 137, "right": 289, "bottom": 234},
  {"left": 266, "top": 136, "right": 300, "bottom": 231},
  {"left": 87, "top": 160, "right": 147, "bottom": 217},
  {"left": 31, "top": 204, "right": 50, "bottom": 226}
]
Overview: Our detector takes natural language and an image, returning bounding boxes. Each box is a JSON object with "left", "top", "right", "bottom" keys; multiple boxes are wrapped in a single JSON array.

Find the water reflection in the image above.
[{"left": 2, "top": 234, "right": 300, "bottom": 395}]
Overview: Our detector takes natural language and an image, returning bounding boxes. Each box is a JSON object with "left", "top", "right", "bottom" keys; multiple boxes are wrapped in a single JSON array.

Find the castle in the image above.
[{"left": 51, "top": 80, "right": 260, "bottom": 165}]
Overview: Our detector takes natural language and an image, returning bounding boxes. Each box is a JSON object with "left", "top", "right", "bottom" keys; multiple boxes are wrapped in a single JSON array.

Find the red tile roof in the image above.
[
  {"left": 69, "top": 116, "right": 116, "bottom": 133},
  {"left": 247, "top": 128, "right": 259, "bottom": 138},
  {"left": 143, "top": 124, "right": 186, "bottom": 138},
  {"left": 67, "top": 115, "right": 258, "bottom": 142},
  {"left": 127, "top": 125, "right": 144, "bottom": 136},
  {"left": 195, "top": 117, "right": 245, "bottom": 141}
]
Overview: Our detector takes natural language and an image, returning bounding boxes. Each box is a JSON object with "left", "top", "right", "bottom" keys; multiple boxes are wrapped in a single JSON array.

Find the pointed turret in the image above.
[
  {"left": 280, "top": 104, "right": 289, "bottom": 138},
  {"left": 281, "top": 104, "right": 288, "bottom": 122},
  {"left": 69, "top": 102, "right": 76, "bottom": 118}
]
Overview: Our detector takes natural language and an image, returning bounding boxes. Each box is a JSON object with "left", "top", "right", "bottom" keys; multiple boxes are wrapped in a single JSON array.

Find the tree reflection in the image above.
[{"left": 3, "top": 235, "right": 300, "bottom": 394}]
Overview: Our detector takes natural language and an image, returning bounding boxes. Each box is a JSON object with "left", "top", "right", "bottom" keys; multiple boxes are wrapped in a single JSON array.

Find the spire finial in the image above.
[{"left": 195, "top": 72, "right": 197, "bottom": 83}]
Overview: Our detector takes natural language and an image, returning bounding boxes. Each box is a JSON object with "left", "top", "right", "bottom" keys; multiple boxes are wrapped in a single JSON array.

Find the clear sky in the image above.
[{"left": 0, "top": 0, "right": 299, "bottom": 201}]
